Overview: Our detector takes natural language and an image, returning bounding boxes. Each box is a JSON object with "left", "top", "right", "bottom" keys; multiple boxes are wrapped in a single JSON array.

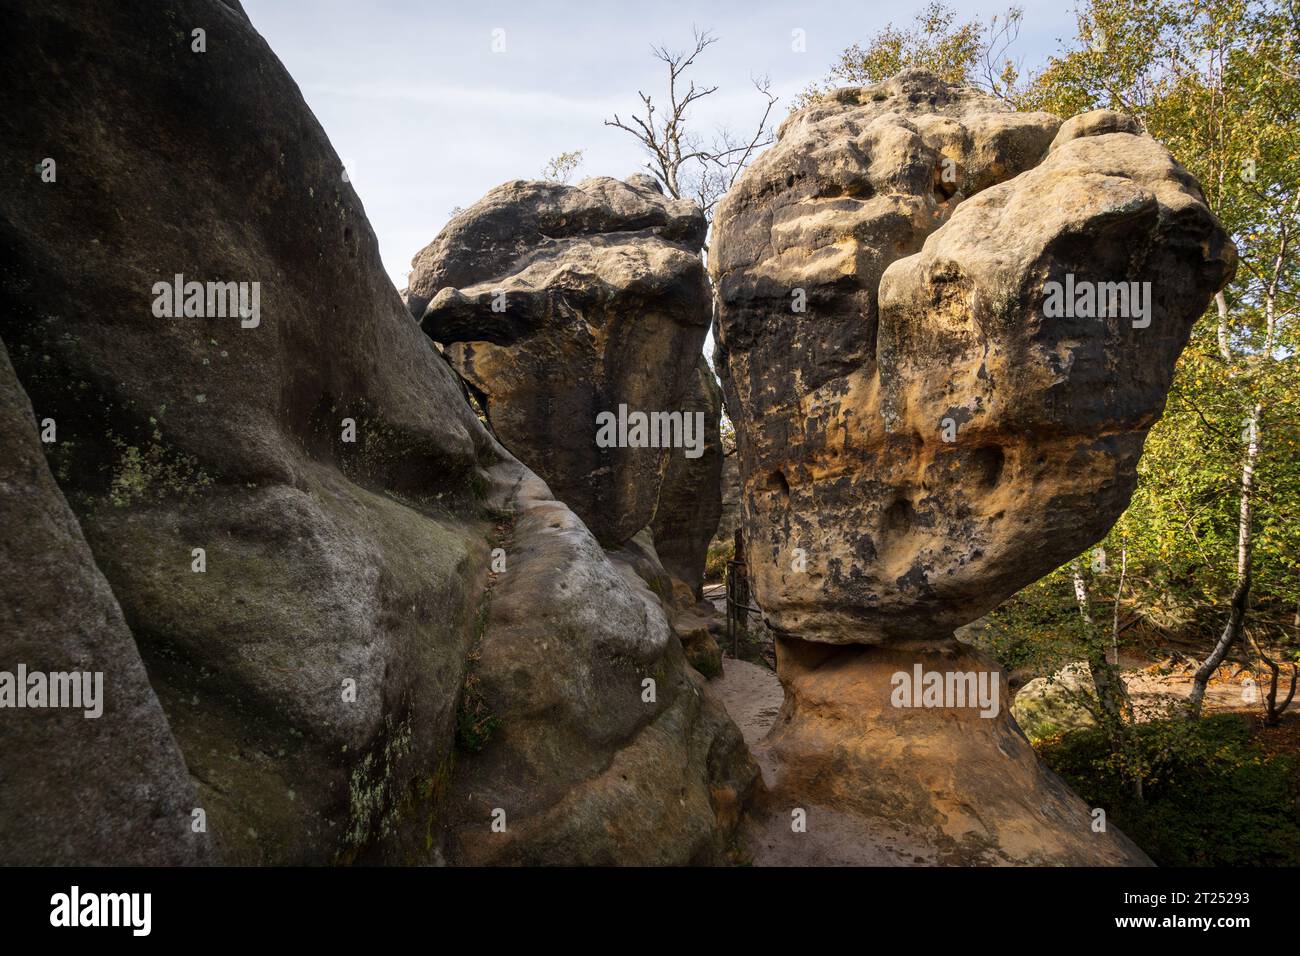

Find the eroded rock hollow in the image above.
[{"left": 711, "top": 71, "right": 1235, "bottom": 863}]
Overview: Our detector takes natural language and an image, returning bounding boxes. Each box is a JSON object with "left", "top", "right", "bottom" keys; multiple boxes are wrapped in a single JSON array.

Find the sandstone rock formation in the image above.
[
  {"left": 445, "top": 471, "right": 751, "bottom": 863},
  {"left": 650, "top": 355, "right": 725, "bottom": 596},
  {"left": 406, "top": 173, "right": 713, "bottom": 549},
  {"left": 0, "top": 344, "right": 211, "bottom": 865},
  {"left": 609, "top": 530, "right": 725, "bottom": 679},
  {"left": 0, "top": 0, "right": 753, "bottom": 865},
  {"left": 711, "top": 447, "right": 742, "bottom": 556},
  {"left": 711, "top": 71, "right": 1234, "bottom": 863}
]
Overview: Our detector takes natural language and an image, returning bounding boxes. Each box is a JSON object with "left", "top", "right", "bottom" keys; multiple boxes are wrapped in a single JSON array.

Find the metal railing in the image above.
[{"left": 724, "top": 558, "right": 763, "bottom": 658}]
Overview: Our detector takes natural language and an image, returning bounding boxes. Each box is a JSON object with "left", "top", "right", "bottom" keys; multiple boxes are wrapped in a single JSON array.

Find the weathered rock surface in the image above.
[
  {"left": 712, "top": 73, "right": 1234, "bottom": 641},
  {"left": 0, "top": 344, "right": 211, "bottom": 865},
  {"left": 711, "top": 447, "right": 742, "bottom": 555},
  {"left": 650, "top": 355, "right": 725, "bottom": 596},
  {"left": 1011, "top": 663, "right": 1099, "bottom": 743},
  {"left": 445, "top": 469, "right": 754, "bottom": 864},
  {"left": 755, "top": 639, "right": 1150, "bottom": 865},
  {"left": 407, "top": 174, "right": 713, "bottom": 548},
  {"left": 711, "top": 71, "right": 1234, "bottom": 863},
  {"left": 0, "top": 0, "right": 752, "bottom": 865},
  {"left": 609, "top": 529, "right": 725, "bottom": 679}
]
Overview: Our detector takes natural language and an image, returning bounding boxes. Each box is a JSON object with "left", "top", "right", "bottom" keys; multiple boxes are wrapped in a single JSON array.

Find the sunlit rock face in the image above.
[
  {"left": 710, "top": 71, "right": 1235, "bottom": 644},
  {"left": 712, "top": 71, "right": 1232, "bottom": 866}
]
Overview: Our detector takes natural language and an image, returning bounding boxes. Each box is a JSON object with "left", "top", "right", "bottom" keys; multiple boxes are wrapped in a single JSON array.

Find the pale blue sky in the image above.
[{"left": 243, "top": 0, "right": 1082, "bottom": 288}]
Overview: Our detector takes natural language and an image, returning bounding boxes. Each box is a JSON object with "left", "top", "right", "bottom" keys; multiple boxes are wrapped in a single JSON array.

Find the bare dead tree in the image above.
[
  {"left": 974, "top": 7, "right": 1026, "bottom": 102},
  {"left": 605, "top": 27, "right": 778, "bottom": 229}
]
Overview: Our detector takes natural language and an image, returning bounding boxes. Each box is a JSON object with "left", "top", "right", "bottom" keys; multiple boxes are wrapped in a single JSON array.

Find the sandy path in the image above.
[{"left": 710, "top": 658, "right": 783, "bottom": 748}]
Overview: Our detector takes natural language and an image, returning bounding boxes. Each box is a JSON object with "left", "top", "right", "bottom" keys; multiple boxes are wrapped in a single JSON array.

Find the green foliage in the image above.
[
  {"left": 1041, "top": 713, "right": 1300, "bottom": 865},
  {"left": 455, "top": 671, "right": 500, "bottom": 754},
  {"left": 795, "top": 3, "right": 1026, "bottom": 108},
  {"left": 979, "top": 568, "right": 1089, "bottom": 674},
  {"left": 456, "top": 603, "right": 501, "bottom": 754},
  {"left": 829, "top": 1, "right": 982, "bottom": 85},
  {"left": 704, "top": 537, "right": 734, "bottom": 582},
  {"left": 107, "top": 419, "right": 210, "bottom": 506},
  {"left": 1019, "top": 0, "right": 1300, "bottom": 637},
  {"left": 541, "top": 149, "right": 584, "bottom": 184}
]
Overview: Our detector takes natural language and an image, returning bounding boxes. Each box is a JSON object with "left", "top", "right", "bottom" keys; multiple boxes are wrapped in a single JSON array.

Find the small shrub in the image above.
[
  {"left": 704, "top": 538, "right": 734, "bottom": 582},
  {"left": 455, "top": 673, "right": 499, "bottom": 754},
  {"left": 1040, "top": 713, "right": 1300, "bottom": 866}
]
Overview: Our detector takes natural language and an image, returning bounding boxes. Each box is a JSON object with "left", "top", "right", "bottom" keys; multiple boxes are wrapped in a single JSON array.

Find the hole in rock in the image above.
[
  {"left": 971, "top": 444, "right": 1005, "bottom": 489},
  {"left": 882, "top": 497, "right": 916, "bottom": 535},
  {"left": 767, "top": 470, "right": 790, "bottom": 497}
]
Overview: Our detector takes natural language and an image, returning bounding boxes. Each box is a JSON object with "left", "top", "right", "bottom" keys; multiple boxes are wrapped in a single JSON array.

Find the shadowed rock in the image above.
[
  {"left": 0, "top": 344, "right": 211, "bottom": 865},
  {"left": 650, "top": 354, "right": 725, "bottom": 597},
  {"left": 0, "top": 0, "right": 753, "bottom": 865},
  {"left": 406, "top": 174, "right": 713, "bottom": 548}
]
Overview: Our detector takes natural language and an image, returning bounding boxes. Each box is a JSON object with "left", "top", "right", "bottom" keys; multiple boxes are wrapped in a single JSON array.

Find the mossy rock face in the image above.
[
  {"left": 83, "top": 468, "right": 489, "bottom": 864},
  {"left": 441, "top": 473, "right": 759, "bottom": 865},
  {"left": 1011, "top": 664, "right": 1098, "bottom": 743},
  {"left": 679, "top": 626, "right": 723, "bottom": 680},
  {"left": 0, "top": 0, "right": 759, "bottom": 866},
  {"left": 0, "top": 344, "right": 211, "bottom": 865},
  {"left": 0, "top": 0, "right": 503, "bottom": 865}
]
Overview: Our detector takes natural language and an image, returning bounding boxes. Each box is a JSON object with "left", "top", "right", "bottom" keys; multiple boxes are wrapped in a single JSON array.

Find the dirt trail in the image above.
[{"left": 710, "top": 658, "right": 782, "bottom": 748}]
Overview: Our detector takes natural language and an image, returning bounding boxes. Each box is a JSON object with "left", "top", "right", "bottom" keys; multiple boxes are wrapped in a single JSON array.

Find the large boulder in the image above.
[
  {"left": 444, "top": 469, "right": 754, "bottom": 864},
  {"left": 1011, "top": 663, "right": 1100, "bottom": 743},
  {"left": 406, "top": 174, "right": 713, "bottom": 548},
  {"left": 0, "top": 0, "right": 753, "bottom": 865},
  {"left": 711, "top": 71, "right": 1234, "bottom": 864},
  {"left": 712, "top": 72, "right": 1233, "bottom": 642}
]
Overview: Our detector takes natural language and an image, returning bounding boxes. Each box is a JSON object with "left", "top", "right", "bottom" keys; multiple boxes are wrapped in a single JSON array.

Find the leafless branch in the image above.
[{"left": 604, "top": 28, "right": 778, "bottom": 230}]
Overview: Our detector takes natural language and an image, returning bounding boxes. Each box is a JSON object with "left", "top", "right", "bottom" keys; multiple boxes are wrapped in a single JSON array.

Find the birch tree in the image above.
[{"left": 1025, "top": 0, "right": 1300, "bottom": 718}]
